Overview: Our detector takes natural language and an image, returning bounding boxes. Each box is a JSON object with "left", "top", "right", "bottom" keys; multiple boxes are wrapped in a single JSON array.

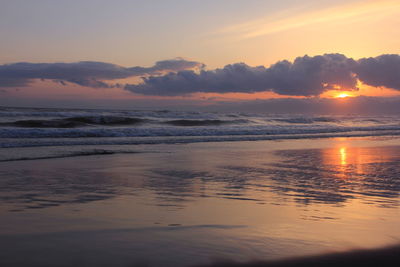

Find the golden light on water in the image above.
[
  {"left": 340, "top": 147, "right": 347, "bottom": 166},
  {"left": 321, "top": 145, "right": 397, "bottom": 180}
]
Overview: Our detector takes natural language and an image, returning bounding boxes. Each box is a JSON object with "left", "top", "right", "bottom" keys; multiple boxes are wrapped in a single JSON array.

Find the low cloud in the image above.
[
  {"left": 356, "top": 54, "right": 400, "bottom": 90},
  {"left": 203, "top": 96, "right": 400, "bottom": 115},
  {"left": 0, "top": 58, "right": 203, "bottom": 88},
  {"left": 2, "top": 54, "right": 399, "bottom": 97},
  {"left": 126, "top": 54, "right": 400, "bottom": 96}
]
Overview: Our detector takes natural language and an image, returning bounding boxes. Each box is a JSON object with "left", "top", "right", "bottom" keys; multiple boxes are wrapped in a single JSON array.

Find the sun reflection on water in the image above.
[{"left": 340, "top": 147, "right": 347, "bottom": 166}]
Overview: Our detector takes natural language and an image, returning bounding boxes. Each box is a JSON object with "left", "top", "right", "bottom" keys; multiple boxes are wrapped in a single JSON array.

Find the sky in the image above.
[{"left": 0, "top": 0, "right": 400, "bottom": 112}]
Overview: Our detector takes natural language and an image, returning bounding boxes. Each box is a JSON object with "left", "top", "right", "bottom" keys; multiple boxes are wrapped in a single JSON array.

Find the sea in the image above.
[
  {"left": 0, "top": 106, "right": 400, "bottom": 267},
  {"left": 1, "top": 106, "right": 400, "bottom": 161}
]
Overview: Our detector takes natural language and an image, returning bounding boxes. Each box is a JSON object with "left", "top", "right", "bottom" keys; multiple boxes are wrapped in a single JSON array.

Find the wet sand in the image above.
[
  {"left": 200, "top": 244, "right": 400, "bottom": 267},
  {"left": 0, "top": 137, "right": 400, "bottom": 266}
]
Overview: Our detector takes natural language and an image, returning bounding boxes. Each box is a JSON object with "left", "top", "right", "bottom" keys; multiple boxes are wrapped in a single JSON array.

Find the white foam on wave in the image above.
[
  {"left": 1, "top": 123, "right": 400, "bottom": 139},
  {"left": 1, "top": 107, "right": 400, "bottom": 149},
  {"left": 2, "top": 129, "right": 400, "bottom": 148}
]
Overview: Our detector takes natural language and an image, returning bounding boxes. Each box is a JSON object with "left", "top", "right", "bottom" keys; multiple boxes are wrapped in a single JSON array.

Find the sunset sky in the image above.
[{"left": 0, "top": 0, "right": 399, "bottom": 111}]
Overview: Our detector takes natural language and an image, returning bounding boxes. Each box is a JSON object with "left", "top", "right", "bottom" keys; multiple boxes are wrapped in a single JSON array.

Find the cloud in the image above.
[
  {"left": 356, "top": 54, "right": 400, "bottom": 90},
  {"left": 2, "top": 54, "right": 400, "bottom": 97},
  {"left": 126, "top": 54, "right": 359, "bottom": 96},
  {"left": 126, "top": 54, "right": 400, "bottom": 96},
  {"left": 263, "top": 53, "right": 358, "bottom": 96},
  {"left": 0, "top": 58, "right": 203, "bottom": 88}
]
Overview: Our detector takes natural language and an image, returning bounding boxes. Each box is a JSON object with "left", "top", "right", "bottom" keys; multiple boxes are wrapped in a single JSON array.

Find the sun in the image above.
[{"left": 335, "top": 93, "right": 351, "bottom": 98}]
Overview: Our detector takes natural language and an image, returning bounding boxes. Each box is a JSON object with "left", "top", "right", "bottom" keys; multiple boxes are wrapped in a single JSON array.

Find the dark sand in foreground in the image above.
[{"left": 201, "top": 245, "right": 400, "bottom": 267}]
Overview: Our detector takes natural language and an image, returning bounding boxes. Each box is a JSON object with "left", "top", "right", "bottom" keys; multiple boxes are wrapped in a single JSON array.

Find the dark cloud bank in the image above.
[
  {"left": 1, "top": 54, "right": 399, "bottom": 97},
  {"left": 210, "top": 96, "right": 400, "bottom": 115},
  {"left": 0, "top": 58, "right": 204, "bottom": 88},
  {"left": 127, "top": 54, "right": 400, "bottom": 96}
]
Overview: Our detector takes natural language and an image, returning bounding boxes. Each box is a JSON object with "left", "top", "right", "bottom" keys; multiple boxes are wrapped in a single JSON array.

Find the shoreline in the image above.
[{"left": 1, "top": 135, "right": 400, "bottom": 163}]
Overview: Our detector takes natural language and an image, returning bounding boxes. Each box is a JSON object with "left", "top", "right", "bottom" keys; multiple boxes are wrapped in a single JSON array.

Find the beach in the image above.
[
  {"left": 2, "top": 1, "right": 400, "bottom": 266},
  {"left": 1, "top": 135, "right": 400, "bottom": 267}
]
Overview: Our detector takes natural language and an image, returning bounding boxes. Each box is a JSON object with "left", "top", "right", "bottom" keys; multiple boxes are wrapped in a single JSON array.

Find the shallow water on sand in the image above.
[{"left": 0, "top": 138, "right": 400, "bottom": 267}]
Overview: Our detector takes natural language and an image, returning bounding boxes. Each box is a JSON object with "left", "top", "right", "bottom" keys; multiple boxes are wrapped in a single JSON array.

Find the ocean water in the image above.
[
  {"left": 1, "top": 106, "right": 400, "bottom": 161},
  {"left": 0, "top": 107, "right": 400, "bottom": 267}
]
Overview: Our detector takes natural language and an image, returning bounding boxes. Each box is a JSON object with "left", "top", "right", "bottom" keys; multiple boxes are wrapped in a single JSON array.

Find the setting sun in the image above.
[{"left": 335, "top": 93, "right": 352, "bottom": 98}]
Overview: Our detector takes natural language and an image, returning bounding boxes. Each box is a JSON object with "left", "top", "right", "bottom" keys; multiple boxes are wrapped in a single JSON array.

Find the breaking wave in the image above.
[
  {"left": 1, "top": 123, "right": 400, "bottom": 139},
  {"left": 162, "top": 119, "right": 249, "bottom": 126},
  {"left": 0, "top": 116, "right": 147, "bottom": 128},
  {"left": 273, "top": 117, "right": 338, "bottom": 124},
  {"left": 1, "top": 107, "right": 400, "bottom": 149},
  {"left": 0, "top": 116, "right": 248, "bottom": 128}
]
